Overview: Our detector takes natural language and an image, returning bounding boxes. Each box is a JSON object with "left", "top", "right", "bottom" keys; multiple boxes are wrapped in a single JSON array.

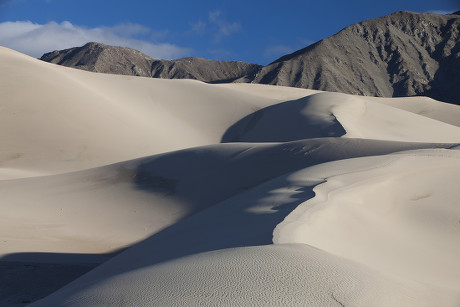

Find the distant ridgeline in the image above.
[
  {"left": 40, "top": 42, "right": 262, "bottom": 84},
  {"left": 41, "top": 11, "right": 460, "bottom": 105}
]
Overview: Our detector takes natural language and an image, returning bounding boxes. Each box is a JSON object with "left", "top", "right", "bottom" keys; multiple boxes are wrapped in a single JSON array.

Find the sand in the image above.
[
  {"left": 0, "top": 47, "right": 277, "bottom": 178},
  {"left": 274, "top": 148, "right": 460, "bottom": 291},
  {"left": 1, "top": 47, "right": 459, "bottom": 306}
]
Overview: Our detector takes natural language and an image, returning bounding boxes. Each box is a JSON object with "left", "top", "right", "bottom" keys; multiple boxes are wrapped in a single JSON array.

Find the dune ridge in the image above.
[
  {"left": 223, "top": 92, "right": 460, "bottom": 143},
  {"left": 1, "top": 47, "right": 459, "bottom": 306},
  {"left": 29, "top": 146, "right": 460, "bottom": 306},
  {"left": 0, "top": 47, "right": 278, "bottom": 178},
  {"left": 274, "top": 148, "right": 460, "bottom": 291}
]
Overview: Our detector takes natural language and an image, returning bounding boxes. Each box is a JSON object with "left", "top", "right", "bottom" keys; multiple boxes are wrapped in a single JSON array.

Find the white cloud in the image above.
[
  {"left": 189, "top": 11, "right": 241, "bottom": 42},
  {"left": 0, "top": 21, "right": 191, "bottom": 59},
  {"left": 208, "top": 10, "right": 241, "bottom": 42}
]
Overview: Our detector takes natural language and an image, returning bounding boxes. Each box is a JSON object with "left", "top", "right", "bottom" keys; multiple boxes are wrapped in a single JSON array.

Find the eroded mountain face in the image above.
[
  {"left": 41, "top": 42, "right": 262, "bottom": 83},
  {"left": 41, "top": 11, "right": 460, "bottom": 105},
  {"left": 252, "top": 11, "right": 460, "bottom": 105}
]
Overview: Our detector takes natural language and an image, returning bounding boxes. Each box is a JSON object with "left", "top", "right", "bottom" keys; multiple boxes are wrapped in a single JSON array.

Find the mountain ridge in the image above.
[
  {"left": 251, "top": 11, "right": 460, "bottom": 105},
  {"left": 40, "top": 11, "right": 460, "bottom": 105},
  {"left": 41, "top": 42, "right": 262, "bottom": 83}
]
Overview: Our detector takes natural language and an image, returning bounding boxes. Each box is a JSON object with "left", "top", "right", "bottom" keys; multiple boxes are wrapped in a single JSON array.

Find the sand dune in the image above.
[
  {"left": 1, "top": 139, "right": 453, "bottom": 261},
  {"left": 274, "top": 148, "right": 460, "bottom": 291},
  {"left": 223, "top": 92, "right": 460, "bottom": 143},
  {"left": 370, "top": 96, "right": 460, "bottom": 127},
  {"left": 0, "top": 47, "right": 276, "bottom": 178},
  {"left": 1, "top": 48, "right": 460, "bottom": 306},
  {"left": 30, "top": 146, "right": 460, "bottom": 306},
  {"left": 31, "top": 245, "right": 457, "bottom": 307}
]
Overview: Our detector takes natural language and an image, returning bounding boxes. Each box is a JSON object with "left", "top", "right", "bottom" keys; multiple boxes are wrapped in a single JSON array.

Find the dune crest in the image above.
[
  {"left": 0, "top": 47, "right": 277, "bottom": 178},
  {"left": 1, "top": 47, "right": 459, "bottom": 306},
  {"left": 274, "top": 148, "right": 460, "bottom": 294},
  {"left": 223, "top": 92, "right": 460, "bottom": 143}
]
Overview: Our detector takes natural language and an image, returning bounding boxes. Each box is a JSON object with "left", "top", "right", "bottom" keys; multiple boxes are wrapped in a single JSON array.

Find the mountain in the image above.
[
  {"left": 40, "top": 42, "right": 262, "bottom": 83},
  {"left": 40, "top": 11, "right": 460, "bottom": 104},
  {"left": 251, "top": 11, "right": 460, "bottom": 105}
]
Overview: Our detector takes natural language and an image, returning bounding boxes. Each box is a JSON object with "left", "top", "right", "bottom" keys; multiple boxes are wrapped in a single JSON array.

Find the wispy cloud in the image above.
[
  {"left": 0, "top": 21, "right": 191, "bottom": 59},
  {"left": 208, "top": 10, "right": 241, "bottom": 41},
  {"left": 426, "top": 10, "right": 456, "bottom": 15},
  {"left": 190, "top": 20, "right": 206, "bottom": 35},
  {"left": 190, "top": 10, "right": 241, "bottom": 42},
  {"left": 0, "top": 0, "right": 33, "bottom": 9}
]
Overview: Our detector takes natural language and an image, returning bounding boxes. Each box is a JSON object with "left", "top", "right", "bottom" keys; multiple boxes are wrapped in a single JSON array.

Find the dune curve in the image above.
[
  {"left": 274, "top": 148, "right": 460, "bottom": 298},
  {"left": 2, "top": 46, "right": 460, "bottom": 306}
]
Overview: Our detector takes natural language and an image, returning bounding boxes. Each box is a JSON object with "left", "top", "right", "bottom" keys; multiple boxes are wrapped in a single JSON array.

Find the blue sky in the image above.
[{"left": 0, "top": 0, "right": 458, "bottom": 65}]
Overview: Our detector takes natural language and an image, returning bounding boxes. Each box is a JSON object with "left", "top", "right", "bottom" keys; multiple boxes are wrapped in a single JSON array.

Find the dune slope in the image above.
[
  {"left": 31, "top": 147, "right": 460, "bottom": 306},
  {"left": 0, "top": 47, "right": 278, "bottom": 177},
  {"left": 32, "top": 244, "right": 457, "bottom": 307},
  {"left": 1, "top": 47, "right": 460, "bottom": 306},
  {"left": 275, "top": 148, "right": 460, "bottom": 291},
  {"left": 223, "top": 92, "right": 460, "bottom": 143},
  {"left": 3, "top": 138, "right": 453, "bottom": 260}
]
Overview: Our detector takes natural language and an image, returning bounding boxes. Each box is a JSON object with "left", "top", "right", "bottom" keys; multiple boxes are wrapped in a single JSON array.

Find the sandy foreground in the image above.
[{"left": 1, "top": 46, "right": 460, "bottom": 306}]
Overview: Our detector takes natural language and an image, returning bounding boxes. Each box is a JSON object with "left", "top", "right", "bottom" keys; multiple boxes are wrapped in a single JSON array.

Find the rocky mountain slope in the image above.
[
  {"left": 41, "top": 42, "right": 261, "bottom": 83},
  {"left": 41, "top": 11, "right": 460, "bottom": 104},
  {"left": 251, "top": 11, "right": 460, "bottom": 105}
]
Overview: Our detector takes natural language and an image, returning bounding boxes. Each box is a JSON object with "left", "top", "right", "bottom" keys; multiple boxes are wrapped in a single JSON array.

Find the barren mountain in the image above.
[
  {"left": 41, "top": 42, "right": 261, "bottom": 83},
  {"left": 41, "top": 11, "right": 460, "bottom": 104},
  {"left": 251, "top": 11, "right": 460, "bottom": 105}
]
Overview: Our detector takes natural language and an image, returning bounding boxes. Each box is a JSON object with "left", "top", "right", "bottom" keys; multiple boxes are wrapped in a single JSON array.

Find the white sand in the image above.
[
  {"left": 31, "top": 245, "right": 457, "bottom": 307},
  {"left": 0, "top": 47, "right": 277, "bottom": 178},
  {"left": 1, "top": 47, "right": 460, "bottom": 306},
  {"left": 223, "top": 92, "right": 460, "bottom": 142},
  {"left": 274, "top": 148, "right": 460, "bottom": 293},
  {"left": 368, "top": 95, "right": 460, "bottom": 127},
  {"left": 30, "top": 146, "right": 460, "bottom": 306},
  {"left": 1, "top": 139, "right": 452, "bottom": 261}
]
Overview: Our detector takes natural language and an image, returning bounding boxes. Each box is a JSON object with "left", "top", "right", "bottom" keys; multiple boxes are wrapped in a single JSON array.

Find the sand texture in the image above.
[{"left": 1, "top": 47, "right": 459, "bottom": 306}]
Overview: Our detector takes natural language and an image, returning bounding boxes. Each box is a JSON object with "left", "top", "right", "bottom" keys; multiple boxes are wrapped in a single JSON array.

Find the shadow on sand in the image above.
[{"left": 0, "top": 250, "right": 123, "bottom": 306}]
